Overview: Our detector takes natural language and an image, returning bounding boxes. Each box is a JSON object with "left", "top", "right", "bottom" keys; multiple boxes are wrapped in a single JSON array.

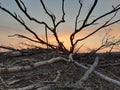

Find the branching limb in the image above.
[
  {"left": 70, "top": 1, "right": 120, "bottom": 53},
  {"left": 40, "top": 0, "right": 67, "bottom": 52},
  {"left": 70, "top": 0, "right": 98, "bottom": 52},
  {"left": 70, "top": 0, "right": 83, "bottom": 51},
  {"left": 55, "top": 0, "right": 65, "bottom": 27},
  {"left": 5, "top": 0, "right": 65, "bottom": 51},
  {"left": 40, "top": 0, "right": 56, "bottom": 27},
  {"left": 0, "top": 3, "right": 56, "bottom": 49},
  {"left": 93, "top": 32, "right": 120, "bottom": 53},
  {"left": 14, "top": 0, "right": 52, "bottom": 31},
  {"left": 86, "top": 4, "right": 120, "bottom": 26},
  {"left": 74, "top": 17, "right": 120, "bottom": 46}
]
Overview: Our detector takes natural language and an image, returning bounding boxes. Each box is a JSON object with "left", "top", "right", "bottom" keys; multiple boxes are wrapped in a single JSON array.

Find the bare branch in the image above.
[
  {"left": 15, "top": 0, "right": 52, "bottom": 31},
  {"left": 1, "top": 1, "right": 120, "bottom": 53},
  {"left": 69, "top": 2, "right": 120, "bottom": 52},
  {"left": 0, "top": 6, "right": 56, "bottom": 49},
  {"left": 8, "top": 34, "right": 40, "bottom": 43},
  {"left": 76, "top": 57, "right": 99, "bottom": 87},
  {"left": 80, "top": 57, "right": 99, "bottom": 81},
  {"left": 75, "top": 43, "right": 84, "bottom": 53},
  {"left": 40, "top": 0, "right": 67, "bottom": 52},
  {"left": 88, "top": 32, "right": 120, "bottom": 55},
  {"left": 74, "top": 23, "right": 107, "bottom": 48},
  {"left": 0, "top": 45, "right": 19, "bottom": 51},
  {"left": 19, "top": 0, "right": 27, "bottom": 12},
  {"left": 74, "top": 15, "right": 120, "bottom": 47},
  {"left": 75, "top": 0, "right": 83, "bottom": 31},
  {"left": 82, "top": 0, "right": 98, "bottom": 26},
  {"left": 40, "top": 0, "right": 56, "bottom": 27},
  {"left": 55, "top": 0, "right": 65, "bottom": 27},
  {"left": 86, "top": 4, "right": 120, "bottom": 26}
]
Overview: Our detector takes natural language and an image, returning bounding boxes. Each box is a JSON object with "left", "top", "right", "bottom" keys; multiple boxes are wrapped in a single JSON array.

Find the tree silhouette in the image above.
[
  {"left": 0, "top": 0, "right": 120, "bottom": 53},
  {"left": 1, "top": 1, "right": 120, "bottom": 89}
]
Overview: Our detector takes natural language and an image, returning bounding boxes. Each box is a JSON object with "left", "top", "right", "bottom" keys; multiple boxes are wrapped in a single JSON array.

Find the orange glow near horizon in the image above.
[
  {"left": 0, "top": 26, "right": 120, "bottom": 53},
  {"left": 0, "top": 0, "right": 120, "bottom": 53}
]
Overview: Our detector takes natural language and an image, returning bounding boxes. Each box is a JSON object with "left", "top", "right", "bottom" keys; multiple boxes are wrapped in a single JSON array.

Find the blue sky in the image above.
[{"left": 0, "top": 0, "right": 120, "bottom": 52}]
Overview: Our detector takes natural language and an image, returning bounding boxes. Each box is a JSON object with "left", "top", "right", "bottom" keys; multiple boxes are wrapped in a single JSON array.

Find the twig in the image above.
[
  {"left": 0, "top": 76, "right": 8, "bottom": 88},
  {"left": 53, "top": 70, "right": 61, "bottom": 82},
  {"left": 8, "top": 84, "right": 35, "bottom": 90},
  {"left": 7, "top": 79, "right": 21, "bottom": 85},
  {"left": 0, "top": 46, "right": 19, "bottom": 51},
  {"left": 98, "top": 62, "right": 120, "bottom": 68}
]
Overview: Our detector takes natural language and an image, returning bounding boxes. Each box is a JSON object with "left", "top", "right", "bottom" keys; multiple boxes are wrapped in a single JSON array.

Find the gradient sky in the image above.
[{"left": 0, "top": 0, "right": 120, "bottom": 52}]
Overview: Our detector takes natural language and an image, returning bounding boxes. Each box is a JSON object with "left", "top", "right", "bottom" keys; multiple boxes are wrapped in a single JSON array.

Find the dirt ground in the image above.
[{"left": 0, "top": 48, "right": 120, "bottom": 90}]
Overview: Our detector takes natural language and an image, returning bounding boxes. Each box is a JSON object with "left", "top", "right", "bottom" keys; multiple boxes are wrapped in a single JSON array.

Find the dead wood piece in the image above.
[
  {"left": 53, "top": 70, "right": 61, "bottom": 82},
  {"left": 7, "top": 79, "right": 21, "bottom": 85},
  {"left": 0, "top": 53, "right": 120, "bottom": 88},
  {"left": 98, "top": 62, "right": 120, "bottom": 67},
  {"left": 0, "top": 57, "right": 64, "bottom": 74},
  {"left": 36, "top": 85, "right": 51, "bottom": 90},
  {"left": 72, "top": 59, "right": 120, "bottom": 86},
  {"left": 76, "top": 56, "right": 99, "bottom": 87},
  {"left": 0, "top": 76, "right": 8, "bottom": 88},
  {"left": 8, "top": 84, "right": 35, "bottom": 90}
]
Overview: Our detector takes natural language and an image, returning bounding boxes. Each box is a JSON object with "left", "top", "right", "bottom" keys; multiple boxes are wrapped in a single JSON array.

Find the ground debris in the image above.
[{"left": 0, "top": 49, "right": 120, "bottom": 90}]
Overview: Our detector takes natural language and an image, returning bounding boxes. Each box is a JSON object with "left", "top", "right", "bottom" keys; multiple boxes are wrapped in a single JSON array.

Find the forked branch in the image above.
[{"left": 70, "top": 0, "right": 120, "bottom": 52}]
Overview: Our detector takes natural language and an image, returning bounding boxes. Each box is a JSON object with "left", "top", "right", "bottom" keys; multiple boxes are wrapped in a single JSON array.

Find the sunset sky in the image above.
[{"left": 0, "top": 0, "right": 120, "bottom": 52}]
